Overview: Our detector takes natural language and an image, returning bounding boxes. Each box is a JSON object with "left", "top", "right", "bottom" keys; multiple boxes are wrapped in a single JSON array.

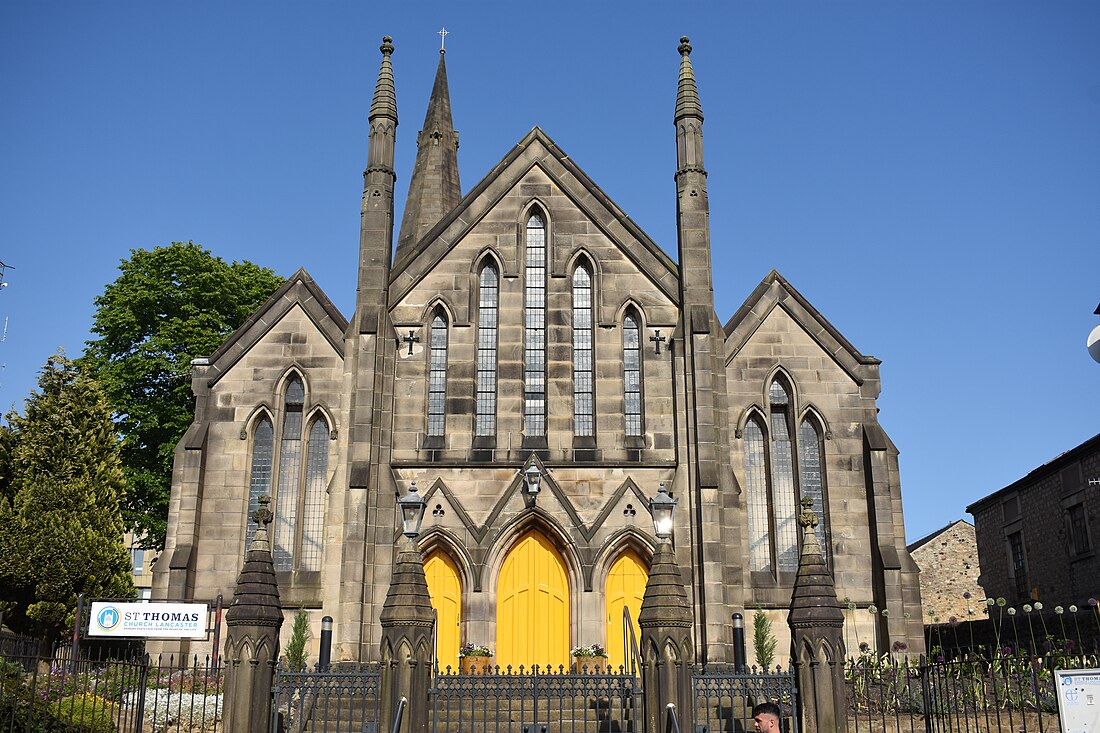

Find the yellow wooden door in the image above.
[
  {"left": 496, "top": 530, "right": 569, "bottom": 670},
  {"left": 605, "top": 549, "right": 648, "bottom": 672},
  {"left": 424, "top": 550, "right": 462, "bottom": 671}
]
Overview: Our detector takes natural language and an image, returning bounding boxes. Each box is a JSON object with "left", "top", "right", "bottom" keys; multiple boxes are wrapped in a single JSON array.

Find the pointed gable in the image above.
[
  {"left": 724, "top": 270, "right": 880, "bottom": 386},
  {"left": 389, "top": 127, "right": 679, "bottom": 308},
  {"left": 203, "top": 269, "right": 348, "bottom": 387}
]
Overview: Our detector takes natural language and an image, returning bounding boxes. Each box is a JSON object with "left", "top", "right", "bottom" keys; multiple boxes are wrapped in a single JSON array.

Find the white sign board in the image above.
[
  {"left": 1057, "top": 668, "right": 1100, "bottom": 733},
  {"left": 89, "top": 602, "right": 208, "bottom": 639}
]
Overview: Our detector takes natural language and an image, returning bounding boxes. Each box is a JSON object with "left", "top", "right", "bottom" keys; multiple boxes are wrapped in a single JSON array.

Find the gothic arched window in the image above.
[
  {"left": 475, "top": 262, "right": 499, "bottom": 437},
  {"left": 622, "top": 311, "right": 643, "bottom": 437},
  {"left": 798, "top": 417, "right": 829, "bottom": 563},
  {"left": 572, "top": 262, "right": 594, "bottom": 438},
  {"left": 250, "top": 374, "right": 331, "bottom": 574},
  {"left": 524, "top": 213, "right": 547, "bottom": 438},
  {"left": 743, "top": 416, "right": 771, "bottom": 572},
  {"left": 768, "top": 379, "right": 799, "bottom": 572},
  {"left": 427, "top": 312, "right": 449, "bottom": 437},
  {"left": 245, "top": 416, "right": 274, "bottom": 556}
]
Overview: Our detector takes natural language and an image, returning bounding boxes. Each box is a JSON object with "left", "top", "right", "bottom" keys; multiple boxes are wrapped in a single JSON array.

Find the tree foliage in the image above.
[
  {"left": 0, "top": 353, "right": 135, "bottom": 641},
  {"left": 753, "top": 609, "right": 778, "bottom": 669},
  {"left": 80, "top": 242, "right": 283, "bottom": 550}
]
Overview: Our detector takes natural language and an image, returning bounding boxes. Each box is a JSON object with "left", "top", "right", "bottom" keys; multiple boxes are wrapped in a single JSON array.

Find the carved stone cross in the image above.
[
  {"left": 649, "top": 329, "right": 667, "bottom": 355},
  {"left": 402, "top": 330, "right": 421, "bottom": 356}
]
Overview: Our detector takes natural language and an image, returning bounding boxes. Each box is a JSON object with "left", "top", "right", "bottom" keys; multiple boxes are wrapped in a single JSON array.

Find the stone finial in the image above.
[
  {"left": 678, "top": 36, "right": 692, "bottom": 56},
  {"left": 380, "top": 35, "right": 394, "bottom": 56},
  {"left": 675, "top": 36, "right": 703, "bottom": 122},
  {"left": 370, "top": 36, "right": 398, "bottom": 121},
  {"left": 799, "top": 497, "right": 819, "bottom": 531},
  {"left": 248, "top": 495, "right": 273, "bottom": 552}
]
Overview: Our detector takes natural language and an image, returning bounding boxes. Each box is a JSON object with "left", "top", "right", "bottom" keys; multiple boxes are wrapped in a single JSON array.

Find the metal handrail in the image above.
[
  {"left": 390, "top": 696, "right": 407, "bottom": 733},
  {"left": 431, "top": 607, "right": 438, "bottom": 674},
  {"left": 666, "top": 703, "right": 681, "bottom": 733},
  {"left": 622, "top": 605, "right": 641, "bottom": 677}
]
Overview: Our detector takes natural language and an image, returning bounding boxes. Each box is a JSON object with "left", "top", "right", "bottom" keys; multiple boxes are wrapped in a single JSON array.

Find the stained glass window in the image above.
[
  {"left": 475, "top": 262, "right": 499, "bottom": 436},
  {"left": 572, "top": 264, "right": 594, "bottom": 437},
  {"left": 524, "top": 214, "right": 547, "bottom": 437},
  {"left": 623, "top": 313, "right": 643, "bottom": 437},
  {"left": 427, "top": 313, "right": 449, "bottom": 437}
]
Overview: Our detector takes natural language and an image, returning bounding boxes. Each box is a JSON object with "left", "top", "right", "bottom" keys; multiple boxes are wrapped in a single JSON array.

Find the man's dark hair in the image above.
[{"left": 752, "top": 701, "right": 782, "bottom": 719}]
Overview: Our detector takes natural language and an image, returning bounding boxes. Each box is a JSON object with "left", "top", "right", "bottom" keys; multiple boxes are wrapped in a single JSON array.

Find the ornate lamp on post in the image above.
[
  {"left": 637, "top": 481, "right": 694, "bottom": 733},
  {"left": 379, "top": 482, "right": 434, "bottom": 733}
]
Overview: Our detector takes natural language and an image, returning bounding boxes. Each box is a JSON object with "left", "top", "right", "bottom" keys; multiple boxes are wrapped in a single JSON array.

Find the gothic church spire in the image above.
[{"left": 395, "top": 49, "right": 461, "bottom": 263}]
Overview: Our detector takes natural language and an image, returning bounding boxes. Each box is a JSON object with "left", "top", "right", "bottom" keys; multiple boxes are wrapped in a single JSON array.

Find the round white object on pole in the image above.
[{"left": 1088, "top": 323, "right": 1100, "bottom": 364}]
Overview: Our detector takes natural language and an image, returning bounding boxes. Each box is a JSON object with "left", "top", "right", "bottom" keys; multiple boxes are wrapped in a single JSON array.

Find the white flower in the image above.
[
  {"left": 1034, "top": 601, "right": 1043, "bottom": 611},
  {"left": 1070, "top": 605, "right": 1079, "bottom": 613},
  {"left": 1008, "top": 608, "right": 1017, "bottom": 616},
  {"left": 1055, "top": 606, "right": 1064, "bottom": 614},
  {"left": 1023, "top": 604, "right": 1032, "bottom": 613}
]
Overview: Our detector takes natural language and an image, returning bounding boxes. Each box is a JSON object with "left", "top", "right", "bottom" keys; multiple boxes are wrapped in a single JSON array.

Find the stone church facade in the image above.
[{"left": 153, "top": 36, "right": 925, "bottom": 666}]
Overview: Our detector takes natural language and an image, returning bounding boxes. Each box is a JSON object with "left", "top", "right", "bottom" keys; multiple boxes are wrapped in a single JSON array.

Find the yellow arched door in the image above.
[
  {"left": 424, "top": 550, "right": 462, "bottom": 670},
  {"left": 606, "top": 549, "right": 649, "bottom": 672},
  {"left": 496, "top": 530, "right": 569, "bottom": 670}
]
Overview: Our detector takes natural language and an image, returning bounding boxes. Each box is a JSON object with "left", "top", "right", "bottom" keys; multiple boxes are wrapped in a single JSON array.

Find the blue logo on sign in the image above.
[{"left": 96, "top": 606, "right": 120, "bottom": 631}]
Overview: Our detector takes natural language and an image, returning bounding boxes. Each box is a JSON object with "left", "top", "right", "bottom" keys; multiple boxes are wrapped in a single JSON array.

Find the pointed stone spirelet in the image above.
[
  {"left": 675, "top": 36, "right": 703, "bottom": 122},
  {"left": 395, "top": 44, "right": 462, "bottom": 262},
  {"left": 788, "top": 499, "right": 845, "bottom": 628},
  {"left": 370, "top": 36, "right": 398, "bottom": 122},
  {"left": 225, "top": 495, "right": 282, "bottom": 629}
]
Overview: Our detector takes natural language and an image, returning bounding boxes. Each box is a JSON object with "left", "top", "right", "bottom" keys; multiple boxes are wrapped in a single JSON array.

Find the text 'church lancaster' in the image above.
[{"left": 154, "top": 36, "right": 925, "bottom": 666}]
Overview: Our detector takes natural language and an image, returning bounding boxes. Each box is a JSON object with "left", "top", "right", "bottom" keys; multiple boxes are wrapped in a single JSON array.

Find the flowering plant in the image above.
[
  {"left": 458, "top": 643, "right": 492, "bottom": 658},
  {"left": 570, "top": 644, "right": 607, "bottom": 657}
]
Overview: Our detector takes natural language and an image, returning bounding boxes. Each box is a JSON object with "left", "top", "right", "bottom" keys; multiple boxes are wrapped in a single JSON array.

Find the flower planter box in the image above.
[
  {"left": 572, "top": 656, "right": 607, "bottom": 673},
  {"left": 459, "top": 655, "right": 493, "bottom": 675}
]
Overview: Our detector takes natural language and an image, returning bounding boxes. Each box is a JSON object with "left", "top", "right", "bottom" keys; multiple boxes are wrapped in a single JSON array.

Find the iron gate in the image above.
[
  {"left": 272, "top": 662, "right": 382, "bottom": 733},
  {"left": 430, "top": 665, "right": 641, "bottom": 733},
  {"left": 693, "top": 664, "right": 799, "bottom": 733}
]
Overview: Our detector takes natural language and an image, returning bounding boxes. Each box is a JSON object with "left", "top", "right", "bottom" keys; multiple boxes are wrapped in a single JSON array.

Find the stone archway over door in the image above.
[
  {"left": 496, "top": 530, "right": 569, "bottom": 669},
  {"left": 605, "top": 549, "right": 648, "bottom": 672},
  {"left": 424, "top": 550, "right": 462, "bottom": 669}
]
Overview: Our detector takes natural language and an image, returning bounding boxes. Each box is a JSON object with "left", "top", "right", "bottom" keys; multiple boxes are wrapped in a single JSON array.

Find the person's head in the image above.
[{"left": 751, "top": 702, "right": 782, "bottom": 732}]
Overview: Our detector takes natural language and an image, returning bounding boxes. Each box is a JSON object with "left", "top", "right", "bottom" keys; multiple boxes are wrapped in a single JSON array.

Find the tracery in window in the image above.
[
  {"left": 427, "top": 312, "right": 449, "bottom": 437},
  {"left": 524, "top": 213, "right": 547, "bottom": 437},
  {"left": 475, "top": 262, "right": 499, "bottom": 436},
  {"left": 768, "top": 380, "right": 799, "bottom": 572},
  {"left": 622, "top": 312, "right": 643, "bottom": 437},
  {"left": 572, "top": 263, "right": 594, "bottom": 437},
  {"left": 246, "top": 416, "right": 274, "bottom": 556}
]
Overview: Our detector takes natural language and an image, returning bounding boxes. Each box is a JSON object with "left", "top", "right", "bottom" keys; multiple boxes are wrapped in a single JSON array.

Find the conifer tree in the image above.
[{"left": 0, "top": 353, "right": 134, "bottom": 640}]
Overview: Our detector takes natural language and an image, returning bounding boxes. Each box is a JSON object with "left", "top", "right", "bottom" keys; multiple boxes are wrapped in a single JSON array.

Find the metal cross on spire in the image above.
[{"left": 438, "top": 27, "right": 449, "bottom": 51}]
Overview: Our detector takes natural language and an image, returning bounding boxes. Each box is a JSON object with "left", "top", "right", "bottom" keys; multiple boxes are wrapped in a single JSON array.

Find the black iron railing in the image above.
[
  {"left": 272, "top": 661, "right": 382, "bottom": 733},
  {"left": 693, "top": 663, "right": 799, "bottom": 733}
]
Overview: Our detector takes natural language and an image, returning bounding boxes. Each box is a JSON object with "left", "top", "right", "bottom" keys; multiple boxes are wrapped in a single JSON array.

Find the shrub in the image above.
[
  {"left": 284, "top": 610, "right": 310, "bottom": 671},
  {"left": 49, "top": 693, "right": 116, "bottom": 733},
  {"left": 753, "top": 609, "right": 778, "bottom": 669}
]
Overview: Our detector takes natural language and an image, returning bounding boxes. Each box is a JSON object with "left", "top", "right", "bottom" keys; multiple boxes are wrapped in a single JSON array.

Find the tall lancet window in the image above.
[
  {"left": 769, "top": 380, "right": 799, "bottom": 572},
  {"left": 427, "top": 312, "right": 449, "bottom": 437},
  {"left": 524, "top": 213, "right": 547, "bottom": 438},
  {"left": 572, "top": 263, "right": 594, "bottom": 438},
  {"left": 300, "top": 418, "right": 329, "bottom": 572},
  {"left": 622, "top": 312, "right": 643, "bottom": 437},
  {"left": 246, "top": 416, "right": 274, "bottom": 556},
  {"left": 274, "top": 377, "right": 305, "bottom": 571},
  {"left": 743, "top": 417, "right": 771, "bottom": 571},
  {"left": 475, "top": 262, "right": 499, "bottom": 437},
  {"left": 798, "top": 418, "right": 828, "bottom": 562}
]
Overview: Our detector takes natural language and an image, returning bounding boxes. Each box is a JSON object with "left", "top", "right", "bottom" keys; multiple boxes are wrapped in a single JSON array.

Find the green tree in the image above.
[
  {"left": 80, "top": 242, "right": 283, "bottom": 550},
  {"left": 0, "top": 353, "right": 135, "bottom": 641},
  {"left": 753, "top": 609, "right": 778, "bottom": 669}
]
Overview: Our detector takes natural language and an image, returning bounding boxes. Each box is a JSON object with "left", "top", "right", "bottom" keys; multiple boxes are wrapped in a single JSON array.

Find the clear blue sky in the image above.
[{"left": 1, "top": 2, "right": 1097, "bottom": 542}]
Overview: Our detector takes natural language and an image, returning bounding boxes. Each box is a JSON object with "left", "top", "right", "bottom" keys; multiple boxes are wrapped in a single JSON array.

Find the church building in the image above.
[{"left": 153, "top": 36, "right": 925, "bottom": 667}]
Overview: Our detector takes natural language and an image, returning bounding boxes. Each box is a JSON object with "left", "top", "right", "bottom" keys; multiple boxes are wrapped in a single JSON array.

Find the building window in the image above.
[
  {"left": 130, "top": 546, "right": 145, "bottom": 578},
  {"left": 246, "top": 416, "right": 274, "bottom": 555},
  {"left": 1008, "top": 530, "right": 1028, "bottom": 599},
  {"left": 524, "top": 213, "right": 547, "bottom": 438},
  {"left": 572, "top": 263, "right": 594, "bottom": 438},
  {"left": 427, "top": 312, "right": 449, "bottom": 437},
  {"left": 742, "top": 376, "right": 829, "bottom": 576},
  {"left": 622, "top": 312, "right": 643, "bottom": 437},
  {"left": 744, "top": 416, "right": 771, "bottom": 572},
  {"left": 768, "top": 380, "right": 799, "bottom": 572},
  {"left": 247, "top": 375, "right": 331, "bottom": 574},
  {"left": 798, "top": 418, "right": 828, "bottom": 563},
  {"left": 475, "top": 262, "right": 499, "bottom": 437},
  {"left": 1068, "top": 503, "right": 1091, "bottom": 556}
]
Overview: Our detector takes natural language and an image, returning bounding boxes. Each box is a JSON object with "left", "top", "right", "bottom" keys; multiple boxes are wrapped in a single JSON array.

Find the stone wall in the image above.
[{"left": 908, "top": 520, "right": 983, "bottom": 623}]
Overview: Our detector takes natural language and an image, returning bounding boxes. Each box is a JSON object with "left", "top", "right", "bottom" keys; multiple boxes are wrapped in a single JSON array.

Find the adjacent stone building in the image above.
[
  {"left": 153, "top": 36, "right": 925, "bottom": 667},
  {"left": 907, "top": 520, "right": 983, "bottom": 623},
  {"left": 968, "top": 432, "right": 1100, "bottom": 606}
]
